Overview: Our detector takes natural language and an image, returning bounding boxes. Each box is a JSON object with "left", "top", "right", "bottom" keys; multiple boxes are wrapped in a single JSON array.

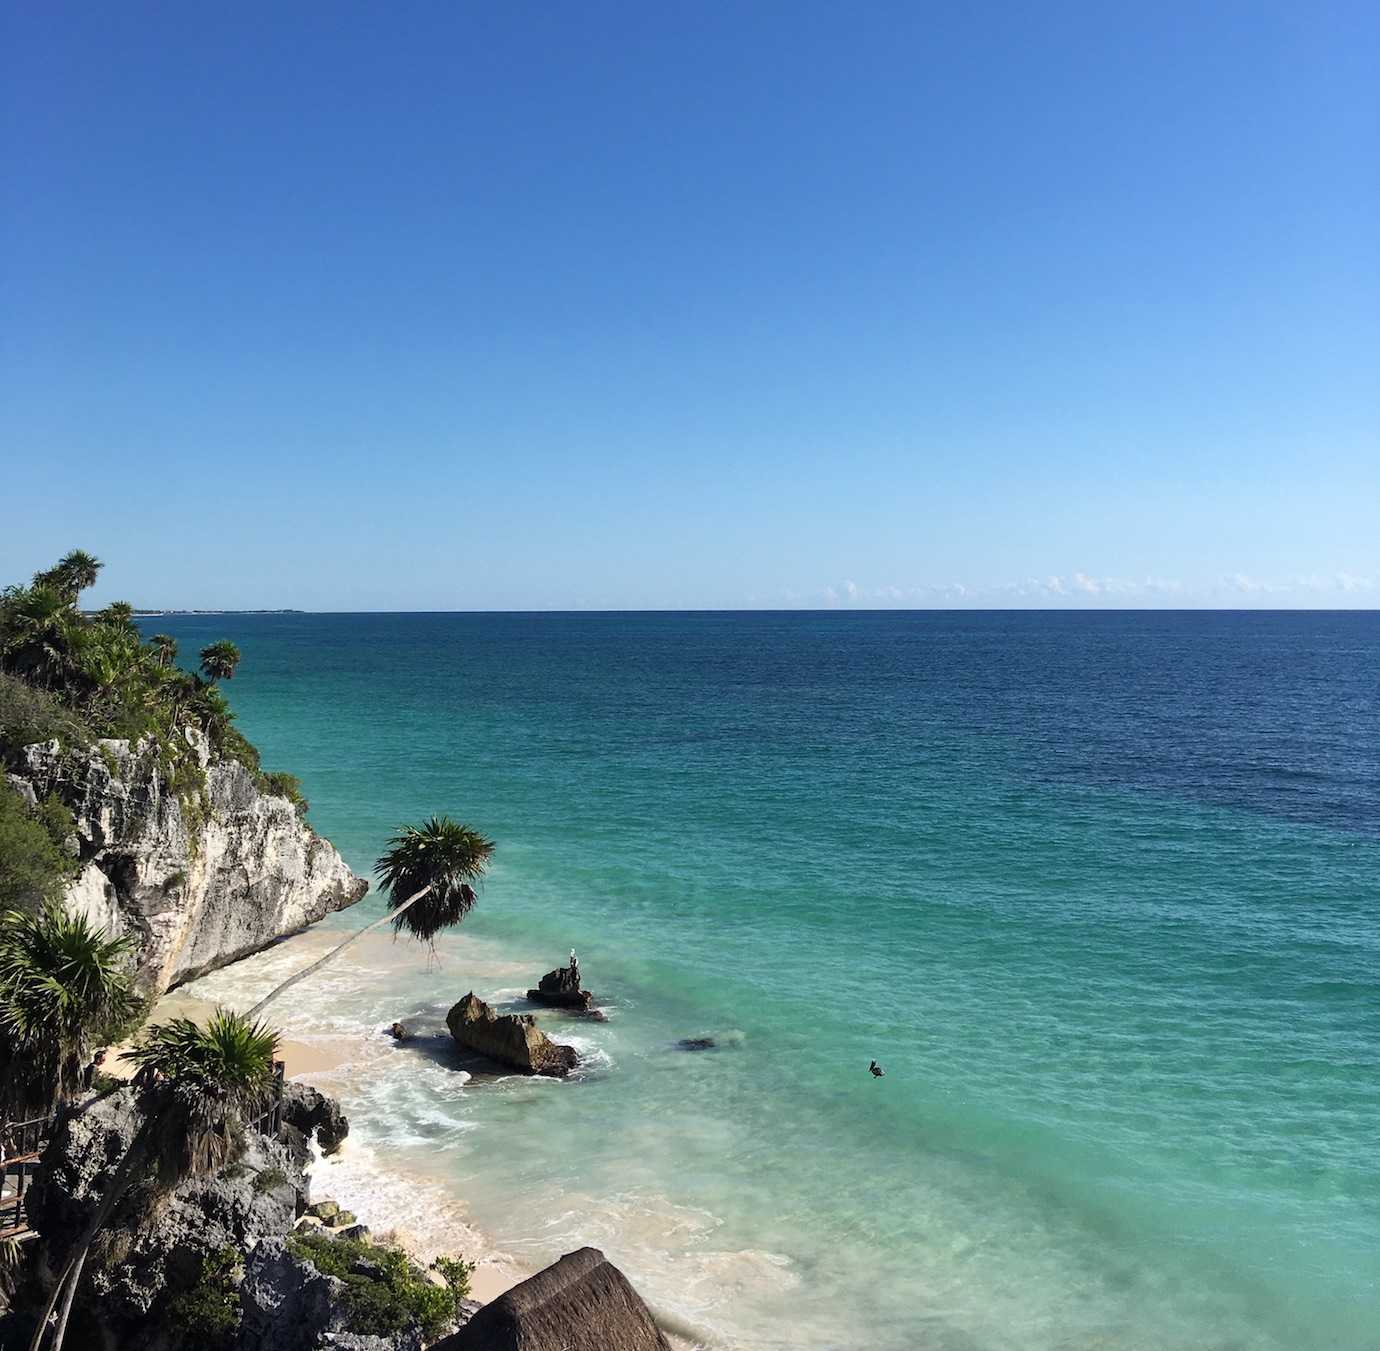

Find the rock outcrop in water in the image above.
[
  {"left": 433, "top": 1246, "right": 670, "bottom": 1351},
  {"left": 5, "top": 732, "right": 368, "bottom": 995},
  {"left": 526, "top": 962, "right": 598, "bottom": 1013},
  {"left": 446, "top": 993, "right": 579, "bottom": 1077}
]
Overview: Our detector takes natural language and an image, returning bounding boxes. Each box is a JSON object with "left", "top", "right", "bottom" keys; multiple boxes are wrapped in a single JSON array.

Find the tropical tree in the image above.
[
  {"left": 0, "top": 585, "right": 79, "bottom": 687},
  {"left": 35, "top": 551, "right": 102, "bottom": 603},
  {"left": 0, "top": 905, "right": 135, "bottom": 1121},
  {"left": 96, "top": 601, "right": 137, "bottom": 635},
  {"left": 248, "top": 816, "right": 494, "bottom": 1018},
  {"left": 149, "top": 634, "right": 177, "bottom": 669},
  {"left": 126, "top": 1009, "right": 280, "bottom": 1177},
  {"left": 34, "top": 1009, "right": 281, "bottom": 1351},
  {"left": 198, "top": 641, "right": 241, "bottom": 685}
]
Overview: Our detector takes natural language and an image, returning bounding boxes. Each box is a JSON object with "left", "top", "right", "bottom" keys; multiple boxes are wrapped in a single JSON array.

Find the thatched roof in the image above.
[{"left": 437, "top": 1246, "right": 671, "bottom": 1351}]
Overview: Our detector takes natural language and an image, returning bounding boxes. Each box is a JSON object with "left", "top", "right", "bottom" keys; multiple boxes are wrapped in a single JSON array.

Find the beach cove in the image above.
[{"left": 119, "top": 609, "right": 1380, "bottom": 1351}]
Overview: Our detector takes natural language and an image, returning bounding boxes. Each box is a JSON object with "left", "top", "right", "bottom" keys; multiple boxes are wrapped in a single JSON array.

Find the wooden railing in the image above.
[{"left": 0, "top": 1113, "right": 56, "bottom": 1241}]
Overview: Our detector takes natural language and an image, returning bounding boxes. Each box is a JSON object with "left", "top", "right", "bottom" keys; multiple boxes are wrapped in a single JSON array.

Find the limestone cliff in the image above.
[{"left": 6, "top": 731, "right": 367, "bottom": 994}]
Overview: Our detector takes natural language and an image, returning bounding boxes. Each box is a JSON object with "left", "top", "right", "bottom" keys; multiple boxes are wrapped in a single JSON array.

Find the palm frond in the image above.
[{"left": 376, "top": 816, "right": 494, "bottom": 945}]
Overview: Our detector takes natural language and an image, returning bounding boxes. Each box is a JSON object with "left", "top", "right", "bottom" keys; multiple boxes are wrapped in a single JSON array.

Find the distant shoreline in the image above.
[{"left": 125, "top": 608, "right": 307, "bottom": 616}]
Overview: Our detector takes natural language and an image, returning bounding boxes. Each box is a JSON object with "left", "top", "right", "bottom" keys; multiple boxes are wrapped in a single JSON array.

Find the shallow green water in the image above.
[{"left": 163, "top": 611, "right": 1379, "bottom": 1349}]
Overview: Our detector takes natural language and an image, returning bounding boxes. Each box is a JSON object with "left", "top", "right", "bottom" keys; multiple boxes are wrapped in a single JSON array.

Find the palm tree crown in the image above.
[
  {"left": 0, "top": 904, "right": 135, "bottom": 1118},
  {"left": 35, "top": 550, "right": 102, "bottom": 602},
  {"left": 149, "top": 634, "right": 177, "bottom": 668},
  {"left": 376, "top": 816, "right": 495, "bottom": 945},
  {"left": 125, "top": 1009, "right": 279, "bottom": 1178},
  {"left": 198, "top": 640, "right": 241, "bottom": 684}
]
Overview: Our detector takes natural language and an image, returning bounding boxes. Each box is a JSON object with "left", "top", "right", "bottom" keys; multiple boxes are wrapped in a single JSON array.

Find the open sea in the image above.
[{"left": 145, "top": 611, "right": 1379, "bottom": 1350}]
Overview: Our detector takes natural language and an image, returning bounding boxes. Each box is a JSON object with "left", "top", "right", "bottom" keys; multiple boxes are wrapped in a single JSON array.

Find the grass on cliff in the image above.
[
  {"left": 287, "top": 1232, "right": 473, "bottom": 1343},
  {"left": 0, "top": 551, "right": 309, "bottom": 819}
]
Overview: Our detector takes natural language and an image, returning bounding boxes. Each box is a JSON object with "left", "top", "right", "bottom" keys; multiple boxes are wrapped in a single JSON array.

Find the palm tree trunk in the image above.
[
  {"left": 30, "top": 1123, "right": 153, "bottom": 1351},
  {"left": 246, "top": 885, "right": 431, "bottom": 1020}
]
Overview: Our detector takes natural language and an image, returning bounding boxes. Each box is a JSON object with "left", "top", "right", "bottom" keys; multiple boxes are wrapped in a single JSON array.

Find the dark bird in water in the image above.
[{"left": 869, "top": 1060, "right": 885, "bottom": 1078}]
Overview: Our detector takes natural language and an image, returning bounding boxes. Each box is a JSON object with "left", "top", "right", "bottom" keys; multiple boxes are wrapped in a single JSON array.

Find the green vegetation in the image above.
[
  {"left": 251, "top": 1165, "right": 289, "bottom": 1194},
  {"left": 126, "top": 1009, "right": 280, "bottom": 1178},
  {"left": 287, "top": 1231, "right": 469, "bottom": 1343},
  {"left": 248, "top": 815, "right": 495, "bottom": 1018},
  {"left": 162, "top": 1245, "right": 241, "bottom": 1351},
  {"left": 0, "top": 782, "right": 77, "bottom": 912},
  {"left": 0, "top": 551, "right": 309, "bottom": 820},
  {"left": 41, "top": 1007, "right": 285, "bottom": 1351},
  {"left": 376, "top": 817, "right": 495, "bottom": 946},
  {"left": 0, "top": 903, "right": 136, "bottom": 1119},
  {"left": 260, "top": 771, "right": 308, "bottom": 815}
]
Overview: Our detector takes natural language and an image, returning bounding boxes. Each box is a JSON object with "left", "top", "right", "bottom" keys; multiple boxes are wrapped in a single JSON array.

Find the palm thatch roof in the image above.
[{"left": 437, "top": 1246, "right": 671, "bottom": 1351}]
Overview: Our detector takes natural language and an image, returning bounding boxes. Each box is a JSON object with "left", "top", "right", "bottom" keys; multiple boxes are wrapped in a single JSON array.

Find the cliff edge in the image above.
[{"left": 6, "top": 729, "right": 368, "bottom": 995}]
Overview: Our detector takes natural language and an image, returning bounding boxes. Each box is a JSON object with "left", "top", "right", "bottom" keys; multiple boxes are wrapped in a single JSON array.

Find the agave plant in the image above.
[{"left": 0, "top": 905, "right": 135, "bottom": 1120}]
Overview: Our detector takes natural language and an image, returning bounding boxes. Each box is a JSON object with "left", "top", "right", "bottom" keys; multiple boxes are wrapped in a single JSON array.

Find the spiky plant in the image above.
[
  {"left": 0, "top": 905, "right": 135, "bottom": 1119},
  {"left": 376, "top": 816, "right": 494, "bottom": 946},
  {"left": 125, "top": 1009, "right": 280, "bottom": 1179},
  {"left": 198, "top": 640, "right": 241, "bottom": 685}
]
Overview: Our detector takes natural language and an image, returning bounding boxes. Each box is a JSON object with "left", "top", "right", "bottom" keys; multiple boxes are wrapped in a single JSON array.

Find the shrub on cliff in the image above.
[
  {"left": 162, "top": 1245, "right": 242, "bottom": 1351},
  {"left": 0, "top": 782, "right": 77, "bottom": 912},
  {"left": 286, "top": 1231, "right": 469, "bottom": 1343}
]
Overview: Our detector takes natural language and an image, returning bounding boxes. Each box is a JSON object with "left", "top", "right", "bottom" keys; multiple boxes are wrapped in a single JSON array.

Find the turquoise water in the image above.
[{"left": 156, "top": 612, "right": 1378, "bottom": 1349}]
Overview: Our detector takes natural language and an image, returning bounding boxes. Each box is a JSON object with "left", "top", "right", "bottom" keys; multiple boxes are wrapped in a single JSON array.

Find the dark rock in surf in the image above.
[
  {"left": 388, "top": 1021, "right": 410, "bottom": 1040},
  {"left": 446, "top": 993, "right": 578, "bottom": 1078},
  {"left": 676, "top": 1037, "right": 716, "bottom": 1052},
  {"left": 281, "top": 1080, "right": 350, "bottom": 1156},
  {"left": 432, "top": 1246, "right": 670, "bottom": 1351},
  {"left": 526, "top": 964, "right": 597, "bottom": 1013}
]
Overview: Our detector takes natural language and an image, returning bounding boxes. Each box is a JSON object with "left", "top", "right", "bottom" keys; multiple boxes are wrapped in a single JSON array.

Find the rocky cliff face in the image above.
[{"left": 6, "top": 732, "right": 367, "bottom": 995}]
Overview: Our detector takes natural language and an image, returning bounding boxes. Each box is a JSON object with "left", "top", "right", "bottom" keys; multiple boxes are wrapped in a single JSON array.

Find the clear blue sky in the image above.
[{"left": 3, "top": 1, "right": 1376, "bottom": 609}]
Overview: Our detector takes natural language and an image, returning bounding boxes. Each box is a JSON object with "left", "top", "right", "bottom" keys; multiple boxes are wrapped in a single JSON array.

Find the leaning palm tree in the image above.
[
  {"left": 0, "top": 905, "right": 135, "bottom": 1123},
  {"left": 148, "top": 634, "right": 177, "bottom": 668},
  {"left": 36, "top": 1009, "right": 280, "bottom": 1351},
  {"left": 198, "top": 640, "right": 241, "bottom": 684},
  {"left": 247, "top": 816, "right": 494, "bottom": 1018}
]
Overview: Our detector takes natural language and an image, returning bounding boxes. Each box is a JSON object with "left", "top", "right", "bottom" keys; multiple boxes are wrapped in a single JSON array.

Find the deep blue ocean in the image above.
[{"left": 152, "top": 611, "right": 1380, "bottom": 1350}]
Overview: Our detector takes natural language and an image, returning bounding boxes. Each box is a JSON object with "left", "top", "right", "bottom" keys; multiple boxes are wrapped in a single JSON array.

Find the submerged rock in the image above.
[
  {"left": 445, "top": 993, "right": 578, "bottom": 1078},
  {"left": 526, "top": 963, "right": 596, "bottom": 1013},
  {"left": 676, "top": 1037, "right": 716, "bottom": 1052},
  {"left": 12, "top": 733, "right": 368, "bottom": 996},
  {"left": 388, "top": 1021, "right": 410, "bottom": 1041},
  {"left": 432, "top": 1246, "right": 671, "bottom": 1351}
]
